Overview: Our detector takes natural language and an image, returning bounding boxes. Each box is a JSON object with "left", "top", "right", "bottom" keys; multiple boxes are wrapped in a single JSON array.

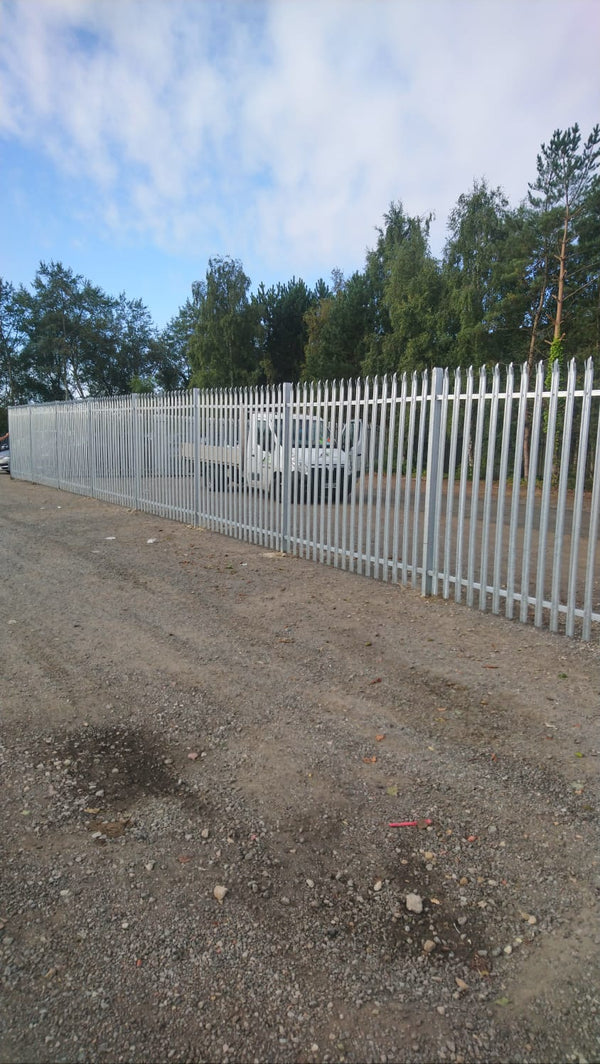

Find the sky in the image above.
[{"left": 1, "top": 0, "right": 599, "bottom": 330}]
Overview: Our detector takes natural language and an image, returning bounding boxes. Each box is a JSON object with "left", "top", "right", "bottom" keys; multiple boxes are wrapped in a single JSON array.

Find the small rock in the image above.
[
  {"left": 406, "top": 892, "right": 423, "bottom": 914},
  {"left": 213, "top": 885, "right": 228, "bottom": 904},
  {"left": 423, "top": 939, "right": 435, "bottom": 953}
]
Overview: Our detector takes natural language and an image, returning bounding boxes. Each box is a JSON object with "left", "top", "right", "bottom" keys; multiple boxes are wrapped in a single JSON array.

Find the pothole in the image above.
[{"left": 50, "top": 724, "right": 183, "bottom": 804}]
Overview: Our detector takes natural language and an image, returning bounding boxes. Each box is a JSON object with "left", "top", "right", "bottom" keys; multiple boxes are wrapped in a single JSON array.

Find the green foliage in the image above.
[
  {"left": 548, "top": 337, "right": 564, "bottom": 366},
  {"left": 0, "top": 278, "right": 31, "bottom": 405},
  {"left": 254, "top": 278, "right": 316, "bottom": 383},
  {"left": 158, "top": 299, "right": 198, "bottom": 390},
  {"left": 99, "top": 293, "right": 161, "bottom": 396},
  {"left": 1, "top": 262, "right": 171, "bottom": 404},
  {"left": 528, "top": 124, "right": 600, "bottom": 215},
  {"left": 563, "top": 173, "right": 600, "bottom": 359},
  {"left": 188, "top": 257, "right": 261, "bottom": 389},
  {"left": 14, "top": 261, "right": 100, "bottom": 400},
  {"left": 527, "top": 124, "right": 600, "bottom": 350},
  {"left": 378, "top": 211, "right": 446, "bottom": 375},
  {"left": 302, "top": 270, "right": 374, "bottom": 381},
  {"left": 130, "top": 375, "right": 156, "bottom": 394},
  {"left": 442, "top": 180, "right": 512, "bottom": 368}
]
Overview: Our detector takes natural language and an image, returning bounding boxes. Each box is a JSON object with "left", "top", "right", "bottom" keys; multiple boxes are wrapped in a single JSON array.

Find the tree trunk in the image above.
[
  {"left": 553, "top": 207, "right": 570, "bottom": 342},
  {"left": 523, "top": 260, "right": 549, "bottom": 480}
]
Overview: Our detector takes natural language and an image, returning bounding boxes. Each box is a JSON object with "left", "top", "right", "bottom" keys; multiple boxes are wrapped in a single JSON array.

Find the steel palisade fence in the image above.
[{"left": 8, "top": 359, "right": 600, "bottom": 640}]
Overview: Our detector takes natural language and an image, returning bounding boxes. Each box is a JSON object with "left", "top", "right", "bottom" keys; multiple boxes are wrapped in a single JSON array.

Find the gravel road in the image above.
[{"left": 1, "top": 477, "right": 599, "bottom": 1064}]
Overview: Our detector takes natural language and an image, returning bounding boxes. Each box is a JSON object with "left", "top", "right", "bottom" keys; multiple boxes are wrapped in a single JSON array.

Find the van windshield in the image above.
[{"left": 291, "top": 419, "right": 329, "bottom": 447}]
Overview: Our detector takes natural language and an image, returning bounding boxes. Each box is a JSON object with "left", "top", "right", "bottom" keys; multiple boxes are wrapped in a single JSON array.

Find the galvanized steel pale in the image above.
[{"left": 7, "top": 360, "right": 600, "bottom": 640}]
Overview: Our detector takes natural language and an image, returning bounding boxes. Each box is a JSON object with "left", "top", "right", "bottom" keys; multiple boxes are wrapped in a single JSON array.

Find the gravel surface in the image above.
[{"left": 1, "top": 477, "right": 599, "bottom": 1064}]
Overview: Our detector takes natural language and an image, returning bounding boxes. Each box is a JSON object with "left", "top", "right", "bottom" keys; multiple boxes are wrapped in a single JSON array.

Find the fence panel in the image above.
[{"left": 7, "top": 360, "right": 600, "bottom": 640}]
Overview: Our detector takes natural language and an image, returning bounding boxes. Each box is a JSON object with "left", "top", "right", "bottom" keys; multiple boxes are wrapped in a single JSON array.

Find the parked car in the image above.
[{"left": 0, "top": 435, "right": 10, "bottom": 474}]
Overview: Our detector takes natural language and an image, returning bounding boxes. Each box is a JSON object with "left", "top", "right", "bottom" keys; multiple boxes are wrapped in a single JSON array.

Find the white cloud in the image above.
[{"left": 0, "top": 0, "right": 599, "bottom": 282}]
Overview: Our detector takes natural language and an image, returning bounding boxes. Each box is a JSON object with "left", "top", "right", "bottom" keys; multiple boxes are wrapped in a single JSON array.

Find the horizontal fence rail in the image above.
[{"left": 8, "top": 359, "right": 600, "bottom": 640}]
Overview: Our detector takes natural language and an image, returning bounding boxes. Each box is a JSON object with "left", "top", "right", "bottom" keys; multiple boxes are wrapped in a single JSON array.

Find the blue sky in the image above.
[{"left": 1, "top": 0, "right": 599, "bottom": 330}]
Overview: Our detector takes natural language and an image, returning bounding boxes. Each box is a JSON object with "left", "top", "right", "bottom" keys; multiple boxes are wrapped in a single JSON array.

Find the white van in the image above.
[{"left": 181, "top": 412, "right": 362, "bottom": 502}]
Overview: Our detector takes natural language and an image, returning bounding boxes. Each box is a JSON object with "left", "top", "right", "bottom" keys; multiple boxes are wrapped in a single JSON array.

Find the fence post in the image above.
[
  {"left": 131, "top": 393, "right": 140, "bottom": 510},
  {"left": 583, "top": 361, "right": 600, "bottom": 641},
  {"left": 281, "top": 381, "right": 292, "bottom": 553},
  {"left": 28, "top": 405, "right": 33, "bottom": 480},
  {"left": 88, "top": 400, "right": 95, "bottom": 497},
  {"left": 54, "top": 403, "right": 61, "bottom": 490},
  {"left": 193, "top": 388, "right": 201, "bottom": 526},
  {"left": 422, "top": 367, "right": 444, "bottom": 596}
]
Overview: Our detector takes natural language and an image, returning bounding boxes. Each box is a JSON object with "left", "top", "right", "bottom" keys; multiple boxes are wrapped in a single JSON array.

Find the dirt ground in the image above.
[{"left": 1, "top": 476, "right": 599, "bottom": 1064}]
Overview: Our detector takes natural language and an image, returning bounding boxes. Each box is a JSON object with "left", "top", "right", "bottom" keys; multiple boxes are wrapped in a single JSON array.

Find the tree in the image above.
[
  {"left": 442, "top": 180, "right": 513, "bottom": 368},
  {"left": 362, "top": 201, "right": 410, "bottom": 367},
  {"left": 379, "top": 214, "right": 445, "bottom": 375},
  {"left": 569, "top": 175, "right": 600, "bottom": 359},
  {"left": 10, "top": 263, "right": 164, "bottom": 400},
  {"left": 356, "top": 203, "right": 446, "bottom": 377},
  {"left": 302, "top": 271, "right": 374, "bottom": 381},
  {"left": 188, "top": 257, "right": 261, "bottom": 388},
  {"left": 12, "top": 262, "right": 121, "bottom": 400},
  {"left": 253, "top": 278, "right": 315, "bottom": 384},
  {"left": 528, "top": 124, "right": 600, "bottom": 356},
  {"left": 0, "top": 278, "right": 31, "bottom": 407},
  {"left": 157, "top": 299, "right": 198, "bottom": 391},
  {"left": 98, "top": 293, "right": 160, "bottom": 396}
]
